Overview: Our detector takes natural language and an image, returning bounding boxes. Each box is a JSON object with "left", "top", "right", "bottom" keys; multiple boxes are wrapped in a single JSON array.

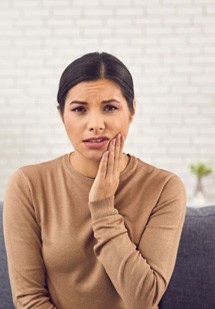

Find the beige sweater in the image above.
[{"left": 3, "top": 153, "right": 186, "bottom": 309}]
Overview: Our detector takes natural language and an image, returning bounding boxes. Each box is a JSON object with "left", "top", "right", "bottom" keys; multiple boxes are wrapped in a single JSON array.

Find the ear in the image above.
[
  {"left": 129, "top": 99, "right": 136, "bottom": 123},
  {"left": 57, "top": 105, "right": 64, "bottom": 123}
]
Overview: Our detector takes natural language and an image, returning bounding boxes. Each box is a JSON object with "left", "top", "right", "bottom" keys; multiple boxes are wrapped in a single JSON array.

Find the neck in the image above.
[{"left": 69, "top": 151, "right": 129, "bottom": 178}]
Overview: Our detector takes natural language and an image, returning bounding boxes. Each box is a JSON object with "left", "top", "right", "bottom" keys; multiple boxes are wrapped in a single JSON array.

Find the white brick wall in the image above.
[{"left": 0, "top": 0, "right": 215, "bottom": 204}]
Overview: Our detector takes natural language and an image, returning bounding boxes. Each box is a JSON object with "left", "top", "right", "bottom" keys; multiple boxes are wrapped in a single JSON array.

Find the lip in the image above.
[
  {"left": 83, "top": 136, "right": 110, "bottom": 149},
  {"left": 83, "top": 136, "right": 109, "bottom": 142}
]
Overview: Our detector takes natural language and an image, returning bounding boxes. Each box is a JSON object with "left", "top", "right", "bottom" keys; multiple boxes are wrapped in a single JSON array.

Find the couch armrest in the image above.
[
  {"left": 0, "top": 201, "right": 14, "bottom": 308},
  {"left": 159, "top": 206, "right": 215, "bottom": 308}
]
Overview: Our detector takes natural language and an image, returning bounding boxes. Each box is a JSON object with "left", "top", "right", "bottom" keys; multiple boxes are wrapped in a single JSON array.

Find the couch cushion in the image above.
[
  {"left": 159, "top": 206, "right": 215, "bottom": 308},
  {"left": 0, "top": 201, "right": 14, "bottom": 308}
]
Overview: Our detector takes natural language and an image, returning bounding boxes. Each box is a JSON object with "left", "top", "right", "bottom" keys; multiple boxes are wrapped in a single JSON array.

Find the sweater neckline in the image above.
[{"left": 63, "top": 152, "right": 136, "bottom": 184}]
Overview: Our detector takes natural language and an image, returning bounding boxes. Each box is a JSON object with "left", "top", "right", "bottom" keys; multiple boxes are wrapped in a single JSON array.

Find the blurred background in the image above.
[{"left": 0, "top": 0, "right": 214, "bottom": 204}]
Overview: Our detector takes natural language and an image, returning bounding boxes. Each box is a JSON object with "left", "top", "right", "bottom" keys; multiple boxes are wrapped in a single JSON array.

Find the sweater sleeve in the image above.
[
  {"left": 3, "top": 169, "right": 56, "bottom": 309},
  {"left": 88, "top": 175, "right": 186, "bottom": 309}
]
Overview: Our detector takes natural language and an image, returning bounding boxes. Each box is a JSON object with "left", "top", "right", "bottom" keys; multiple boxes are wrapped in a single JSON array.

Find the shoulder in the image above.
[
  {"left": 20, "top": 154, "right": 66, "bottom": 178},
  {"left": 130, "top": 155, "right": 186, "bottom": 199},
  {"left": 133, "top": 156, "right": 186, "bottom": 215},
  {"left": 132, "top": 155, "right": 183, "bottom": 184},
  {"left": 6, "top": 154, "right": 67, "bottom": 190},
  {"left": 4, "top": 155, "right": 68, "bottom": 205}
]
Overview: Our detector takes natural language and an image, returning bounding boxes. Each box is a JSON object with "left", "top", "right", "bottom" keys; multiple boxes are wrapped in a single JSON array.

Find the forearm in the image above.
[
  {"left": 14, "top": 295, "right": 56, "bottom": 309},
  {"left": 89, "top": 197, "right": 165, "bottom": 309},
  {"left": 89, "top": 191, "right": 186, "bottom": 309}
]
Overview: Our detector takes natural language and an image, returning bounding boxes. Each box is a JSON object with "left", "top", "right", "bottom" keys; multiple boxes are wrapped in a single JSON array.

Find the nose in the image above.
[{"left": 88, "top": 112, "right": 105, "bottom": 132}]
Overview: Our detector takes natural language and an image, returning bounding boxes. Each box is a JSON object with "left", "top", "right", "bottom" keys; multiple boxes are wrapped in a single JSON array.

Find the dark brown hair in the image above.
[{"left": 57, "top": 52, "right": 135, "bottom": 114}]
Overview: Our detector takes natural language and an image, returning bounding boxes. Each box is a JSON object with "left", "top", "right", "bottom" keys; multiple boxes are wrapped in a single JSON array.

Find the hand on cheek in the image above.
[{"left": 89, "top": 134, "right": 124, "bottom": 203}]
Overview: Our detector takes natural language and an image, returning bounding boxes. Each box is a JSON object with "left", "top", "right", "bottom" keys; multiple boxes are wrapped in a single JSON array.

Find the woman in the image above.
[{"left": 3, "top": 52, "right": 186, "bottom": 309}]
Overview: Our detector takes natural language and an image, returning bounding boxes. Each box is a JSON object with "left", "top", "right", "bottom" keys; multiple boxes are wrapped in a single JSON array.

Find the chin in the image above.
[
  {"left": 73, "top": 141, "right": 109, "bottom": 162},
  {"left": 86, "top": 150, "right": 105, "bottom": 162},
  {"left": 74, "top": 147, "right": 105, "bottom": 163}
]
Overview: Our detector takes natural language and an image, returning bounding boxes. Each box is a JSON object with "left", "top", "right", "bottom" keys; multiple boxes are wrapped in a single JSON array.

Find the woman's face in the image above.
[{"left": 58, "top": 78, "right": 135, "bottom": 162}]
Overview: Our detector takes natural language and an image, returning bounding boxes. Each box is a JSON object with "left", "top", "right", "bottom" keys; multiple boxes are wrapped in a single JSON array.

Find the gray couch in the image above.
[{"left": 0, "top": 201, "right": 215, "bottom": 309}]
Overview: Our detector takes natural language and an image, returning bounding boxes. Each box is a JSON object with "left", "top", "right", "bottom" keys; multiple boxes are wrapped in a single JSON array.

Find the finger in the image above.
[
  {"left": 114, "top": 134, "right": 121, "bottom": 172},
  {"left": 97, "top": 150, "right": 109, "bottom": 179},
  {"left": 106, "top": 138, "right": 115, "bottom": 177},
  {"left": 120, "top": 135, "right": 125, "bottom": 157}
]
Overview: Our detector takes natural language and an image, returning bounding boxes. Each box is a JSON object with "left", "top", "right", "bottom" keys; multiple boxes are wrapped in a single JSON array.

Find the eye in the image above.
[
  {"left": 103, "top": 105, "right": 118, "bottom": 112},
  {"left": 71, "top": 106, "right": 86, "bottom": 113}
]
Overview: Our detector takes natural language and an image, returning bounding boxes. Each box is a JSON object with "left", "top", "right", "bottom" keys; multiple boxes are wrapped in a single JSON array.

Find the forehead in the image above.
[{"left": 66, "top": 78, "right": 124, "bottom": 101}]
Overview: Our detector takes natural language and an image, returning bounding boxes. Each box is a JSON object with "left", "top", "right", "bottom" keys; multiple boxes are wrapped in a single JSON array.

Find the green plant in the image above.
[{"left": 189, "top": 161, "right": 213, "bottom": 178}]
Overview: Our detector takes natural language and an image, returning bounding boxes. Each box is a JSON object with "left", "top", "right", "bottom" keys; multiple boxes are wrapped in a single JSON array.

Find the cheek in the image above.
[
  {"left": 64, "top": 120, "right": 74, "bottom": 132},
  {"left": 63, "top": 118, "right": 78, "bottom": 139},
  {"left": 114, "top": 115, "right": 131, "bottom": 135}
]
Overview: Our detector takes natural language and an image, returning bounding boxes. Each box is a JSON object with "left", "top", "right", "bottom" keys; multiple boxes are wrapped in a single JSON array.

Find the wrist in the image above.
[{"left": 89, "top": 194, "right": 114, "bottom": 203}]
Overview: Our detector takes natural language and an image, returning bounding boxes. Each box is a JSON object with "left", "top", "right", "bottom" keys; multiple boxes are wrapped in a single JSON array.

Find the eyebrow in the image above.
[{"left": 69, "top": 99, "right": 121, "bottom": 105}]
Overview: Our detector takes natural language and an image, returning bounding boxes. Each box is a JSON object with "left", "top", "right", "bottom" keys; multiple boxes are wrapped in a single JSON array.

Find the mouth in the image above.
[{"left": 83, "top": 136, "right": 110, "bottom": 149}]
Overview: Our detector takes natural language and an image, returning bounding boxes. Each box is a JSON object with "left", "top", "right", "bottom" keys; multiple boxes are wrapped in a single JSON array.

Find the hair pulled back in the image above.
[{"left": 57, "top": 52, "right": 135, "bottom": 114}]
